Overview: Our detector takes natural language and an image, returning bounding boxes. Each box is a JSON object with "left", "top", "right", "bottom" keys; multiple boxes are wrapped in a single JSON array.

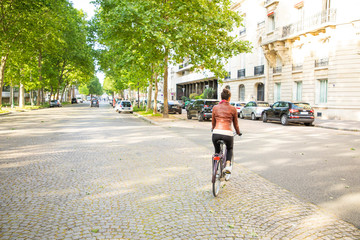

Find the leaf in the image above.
[
  {"left": 91, "top": 229, "right": 99, "bottom": 233},
  {"left": 345, "top": 186, "right": 350, "bottom": 189},
  {"left": 350, "top": 148, "right": 355, "bottom": 151},
  {"left": 227, "top": 224, "right": 234, "bottom": 228},
  {"left": 86, "top": 192, "right": 91, "bottom": 195},
  {"left": 340, "top": 178, "right": 346, "bottom": 181},
  {"left": 209, "top": 210, "right": 214, "bottom": 213}
]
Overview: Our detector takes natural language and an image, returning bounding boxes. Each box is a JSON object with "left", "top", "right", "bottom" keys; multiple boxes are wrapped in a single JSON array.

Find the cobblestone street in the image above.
[{"left": 1, "top": 104, "right": 360, "bottom": 239}]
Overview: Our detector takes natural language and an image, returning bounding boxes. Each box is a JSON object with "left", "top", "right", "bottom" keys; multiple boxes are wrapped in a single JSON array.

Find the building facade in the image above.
[{"left": 169, "top": 0, "right": 360, "bottom": 121}]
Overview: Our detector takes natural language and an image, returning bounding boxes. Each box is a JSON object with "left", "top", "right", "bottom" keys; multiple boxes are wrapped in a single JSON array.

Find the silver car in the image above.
[
  {"left": 115, "top": 100, "right": 133, "bottom": 113},
  {"left": 239, "top": 101, "right": 270, "bottom": 120},
  {"left": 230, "top": 101, "right": 246, "bottom": 117}
]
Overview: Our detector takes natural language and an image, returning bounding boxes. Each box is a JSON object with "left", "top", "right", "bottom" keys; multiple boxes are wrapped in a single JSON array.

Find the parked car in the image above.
[
  {"left": 90, "top": 98, "right": 99, "bottom": 107},
  {"left": 115, "top": 100, "right": 133, "bottom": 113},
  {"left": 230, "top": 101, "right": 246, "bottom": 117},
  {"left": 71, "top": 98, "right": 77, "bottom": 104},
  {"left": 187, "top": 99, "right": 219, "bottom": 121},
  {"left": 76, "top": 97, "right": 83, "bottom": 103},
  {"left": 185, "top": 100, "right": 195, "bottom": 111},
  {"left": 158, "top": 100, "right": 182, "bottom": 114},
  {"left": 239, "top": 101, "right": 270, "bottom": 120},
  {"left": 262, "top": 101, "right": 315, "bottom": 126},
  {"left": 50, "top": 100, "right": 62, "bottom": 107}
]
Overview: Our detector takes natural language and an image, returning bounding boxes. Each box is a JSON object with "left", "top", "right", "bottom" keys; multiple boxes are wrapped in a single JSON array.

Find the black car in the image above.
[
  {"left": 71, "top": 98, "right": 77, "bottom": 104},
  {"left": 262, "top": 101, "right": 315, "bottom": 126},
  {"left": 90, "top": 99, "right": 99, "bottom": 107},
  {"left": 187, "top": 99, "right": 219, "bottom": 121},
  {"left": 159, "top": 101, "right": 182, "bottom": 114}
]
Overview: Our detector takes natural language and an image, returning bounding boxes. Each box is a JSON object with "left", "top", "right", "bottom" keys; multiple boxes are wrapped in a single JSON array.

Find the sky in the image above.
[{"left": 70, "top": 0, "right": 105, "bottom": 85}]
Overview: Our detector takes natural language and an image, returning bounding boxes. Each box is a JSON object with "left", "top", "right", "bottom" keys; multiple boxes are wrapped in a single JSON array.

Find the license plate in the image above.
[{"left": 300, "top": 111, "right": 308, "bottom": 115}]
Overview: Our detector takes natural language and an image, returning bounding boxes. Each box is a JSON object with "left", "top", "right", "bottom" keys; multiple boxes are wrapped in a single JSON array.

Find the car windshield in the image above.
[
  {"left": 121, "top": 101, "right": 131, "bottom": 107},
  {"left": 51, "top": 100, "right": 56, "bottom": 103},
  {"left": 257, "top": 102, "right": 269, "bottom": 107},
  {"left": 293, "top": 103, "right": 312, "bottom": 110},
  {"left": 205, "top": 101, "right": 219, "bottom": 106},
  {"left": 169, "top": 101, "right": 180, "bottom": 105}
]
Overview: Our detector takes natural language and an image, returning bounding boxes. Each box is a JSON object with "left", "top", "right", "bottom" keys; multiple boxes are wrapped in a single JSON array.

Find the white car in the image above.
[
  {"left": 239, "top": 101, "right": 270, "bottom": 120},
  {"left": 230, "top": 101, "right": 246, "bottom": 117},
  {"left": 115, "top": 100, "right": 133, "bottom": 113}
]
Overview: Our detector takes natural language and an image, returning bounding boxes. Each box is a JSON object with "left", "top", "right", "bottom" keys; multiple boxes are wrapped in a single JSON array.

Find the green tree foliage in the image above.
[
  {"left": 93, "top": 0, "right": 251, "bottom": 117},
  {"left": 87, "top": 77, "right": 103, "bottom": 96},
  {"left": 0, "top": 0, "right": 95, "bottom": 105}
]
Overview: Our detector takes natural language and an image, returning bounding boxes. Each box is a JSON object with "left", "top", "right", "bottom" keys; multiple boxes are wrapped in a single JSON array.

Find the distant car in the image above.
[
  {"left": 187, "top": 99, "right": 219, "bottom": 121},
  {"left": 115, "top": 100, "right": 133, "bottom": 113},
  {"left": 71, "top": 98, "right": 77, "bottom": 104},
  {"left": 230, "top": 101, "right": 246, "bottom": 117},
  {"left": 262, "top": 101, "right": 315, "bottom": 126},
  {"left": 239, "top": 101, "right": 270, "bottom": 120},
  {"left": 159, "top": 100, "right": 182, "bottom": 114},
  {"left": 90, "top": 99, "right": 99, "bottom": 107},
  {"left": 76, "top": 97, "right": 83, "bottom": 103},
  {"left": 50, "top": 100, "right": 62, "bottom": 107}
]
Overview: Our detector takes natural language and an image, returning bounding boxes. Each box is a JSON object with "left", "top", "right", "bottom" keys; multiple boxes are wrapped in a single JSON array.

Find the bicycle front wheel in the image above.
[{"left": 212, "top": 160, "right": 221, "bottom": 197}]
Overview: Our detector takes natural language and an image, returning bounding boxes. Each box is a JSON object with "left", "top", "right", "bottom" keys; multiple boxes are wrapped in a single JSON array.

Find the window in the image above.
[
  {"left": 274, "top": 83, "right": 281, "bottom": 101},
  {"left": 296, "top": 81, "right": 302, "bottom": 101},
  {"left": 268, "top": 14, "right": 275, "bottom": 32},
  {"left": 257, "top": 83, "right": 264, "bottom": 101},
  {"left": 319, "top": 79, "right": 328, "bottom": 103},
  {"left": 239, "top": 84, "right": 245, "bottom": 101}
]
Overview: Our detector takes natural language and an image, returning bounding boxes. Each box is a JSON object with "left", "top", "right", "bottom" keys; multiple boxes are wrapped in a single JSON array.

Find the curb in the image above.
[
  {"left": 314, "top": 124, "right": 359, "bottom": 132},
  {"left": 133, "top": 112, "right": 158, "bottom": 125}
]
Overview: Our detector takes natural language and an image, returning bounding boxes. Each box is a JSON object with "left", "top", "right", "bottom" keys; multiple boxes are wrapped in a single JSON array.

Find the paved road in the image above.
[
  {"left": 161, "top": 110, "right": 360, "bottom": 229},
  {"left": 0, "top": 102, "right": 359, "bottom": 239}
]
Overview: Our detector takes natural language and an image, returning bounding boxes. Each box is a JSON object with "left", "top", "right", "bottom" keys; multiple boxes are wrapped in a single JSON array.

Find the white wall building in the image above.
[{"left": 168, "top": 0, "right": 360, "bottom": 120}]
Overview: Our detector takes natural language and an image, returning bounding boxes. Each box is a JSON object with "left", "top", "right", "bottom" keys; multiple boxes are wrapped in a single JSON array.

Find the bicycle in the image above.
[{"left": 212, "top": 132, "right": 241, "bottom": 197}]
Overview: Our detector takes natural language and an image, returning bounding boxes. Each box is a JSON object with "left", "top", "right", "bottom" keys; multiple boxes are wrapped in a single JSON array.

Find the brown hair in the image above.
[{"left": 221, "top": 88, "right": 231, "bottom": 100}]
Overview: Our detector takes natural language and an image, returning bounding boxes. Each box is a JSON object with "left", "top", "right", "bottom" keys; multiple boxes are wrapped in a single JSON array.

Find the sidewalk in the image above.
[{"left": 135, "top": 112, "right": 360, "bottom": 132}]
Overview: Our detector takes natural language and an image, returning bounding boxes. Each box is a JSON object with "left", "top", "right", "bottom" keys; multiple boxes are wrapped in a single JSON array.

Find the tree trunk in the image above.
[
  {"left": 49, "top": 86, "right": 53, "bottom": 105},
  {"left": 37, "top": 89, "right": 41, "bottom": 105},
  {"left": 163, "top": 51, "right": 169, "bottom": 118},
  {"left": 10, "top": 80, "right": 14, "bottom": 108},
  {"left": 19, "top": 81, "right": 25, "bottom": 108},
  {"left": 41, "top": 88, "right": 45, "bottom": 104},
  {"left": 153, "top": 72, "right": 158, "bottom": 114},
  {"left": 67, "top": 86, "right": 72, "bottom": 102},
  {"left": 137, "top": 84, "right": 140, "bottom": 108},
  {"left": 60, "top": 83, "right": 68, "bottom": 102},
  {"left": 30, "top": 90, "right": 34, "bottom": 106},
  {"left": 0, "top": 54, "right": 8, "bottom": 106},
  {"left": 147, "top": 66, "right": 154, "bottom": 112},
  {"left": 37, "top": 51, "right": 42, "bottom": 106}
]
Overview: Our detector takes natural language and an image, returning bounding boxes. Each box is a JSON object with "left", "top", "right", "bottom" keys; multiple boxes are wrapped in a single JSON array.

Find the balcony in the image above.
[
  {"left": 237, "top": 69, "right": 245, "bottom": 78},
  {"left": 282, "top": 9, "right": 336, "bottom": 39},
  {"left": 315, "top": 58, "right": 329, "bottom": 68},
  {"left": 264, "top": 0, "right": 279, "bottom": 8},
  {"left": 273, "top": 66, "right": 282, "bottom": 74},
  {"left": 292, "top": 64, "right": 303, "bottom": 71},
  {"left": 254, "top": 65, "right": 264, "bottom": 76}
]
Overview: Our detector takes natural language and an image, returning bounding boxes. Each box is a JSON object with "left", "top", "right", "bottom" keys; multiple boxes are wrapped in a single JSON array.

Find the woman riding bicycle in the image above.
[{"left": 211, "top": 88, "right": 241, "bottom": 174}]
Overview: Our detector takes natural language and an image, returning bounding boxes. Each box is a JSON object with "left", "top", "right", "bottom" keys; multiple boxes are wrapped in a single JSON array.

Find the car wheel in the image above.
[
  {"left": 262, "top": 113, "right": 268, "bottom": 122},
  {"left": 187, "top": 112, "right": 192, "bottom": 119},
  {"left": 198, "top": 112, "right": 204, "bottom": 122},
  {"left": 130, "top": 112, "right": 133, "bottom": 114},
  {"left": 304, "top": 123, "right": 312, "bottom": 126},
  {"left": 251, "top": 113, "right": 257, "bottom": 120},
  {"left": 281, "top": 114, "right": 289, "bottom": 125},
  {"left": 239, "top": 112, "right": 244, "bottom": 119},
  {"left": 118, "top": 111, "right": 122, "bottom": 114}
]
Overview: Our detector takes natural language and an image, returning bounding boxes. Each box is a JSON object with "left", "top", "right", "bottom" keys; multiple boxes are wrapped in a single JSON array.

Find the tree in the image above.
[{"left": 93, "top": 0, "right": 251, "bottom": 117}]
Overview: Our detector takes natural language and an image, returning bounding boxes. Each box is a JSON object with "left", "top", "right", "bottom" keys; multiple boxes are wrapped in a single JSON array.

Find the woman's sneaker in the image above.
[{"left": 223, "top": 161, "right": 232, "bottom": 174}]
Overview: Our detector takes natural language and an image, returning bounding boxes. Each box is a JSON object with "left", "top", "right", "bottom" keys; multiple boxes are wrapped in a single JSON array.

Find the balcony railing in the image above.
[
  {"left": 254, "top": 65, "right": 264, "bottom": 76},
  {"left": 282, "top": 9, "right": 336, "bottom": 38},
  {"left": 264, "top": 0, "right": 279, "bottom": 7},
  {"left": 237, "top": 69, "right": 245, "bottom": 78},
  {"left": 239, "top": 29, "right": 246, "bottom": 36},
  {"left": 315, "top": 58, "right": 329, "bottom": 67},
  {"left": 179, "top": 62, "right": 189, "bottom": 70},
  {"left": 292, "top": 64, "right": 303, "bottom": 71},
  {"left": 273, "top": 66, "right": 282, "bottom": 74},
  {"left": 257, "top": 21, "right": 265, "bottom": 29}
]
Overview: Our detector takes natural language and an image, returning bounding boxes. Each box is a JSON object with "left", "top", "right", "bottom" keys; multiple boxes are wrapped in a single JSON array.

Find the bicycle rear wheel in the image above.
[{"left": 212, "top": 160, "right": 221, "bottom": 197}]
